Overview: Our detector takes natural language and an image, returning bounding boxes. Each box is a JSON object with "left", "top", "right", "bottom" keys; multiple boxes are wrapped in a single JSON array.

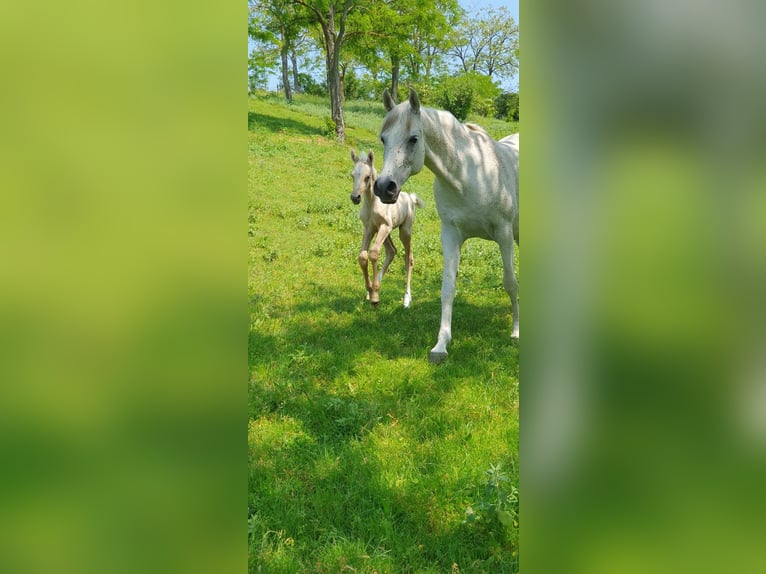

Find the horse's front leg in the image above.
[
  {"left": 369, "top": 224, "right": 391, "bottom": 306},
  {"left": 399, "top": 224, "right": 414, "bottom": 308},
  {"left": 430, "top": 224, "right": 464, "bottom": 363},
  {"left": 498, "top": 227, "right": 520, "bottom": 338},
  {"left": 359, "top": 226, "right": 374, "bottom": 301}
]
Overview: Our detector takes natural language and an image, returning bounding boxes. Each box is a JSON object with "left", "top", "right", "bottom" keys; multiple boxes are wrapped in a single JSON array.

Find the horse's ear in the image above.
[
  {"left": 409, "top": 87, "right": 420, "bottom": 114},
  {"left": 366, "top": 150, "right": 374, "bottom": 165},
  {"left": 350, "top": 149, "right": 358, "bottom": 163},
  {"left": 383, "top": 89, "right": 395, "bottom": 112}
]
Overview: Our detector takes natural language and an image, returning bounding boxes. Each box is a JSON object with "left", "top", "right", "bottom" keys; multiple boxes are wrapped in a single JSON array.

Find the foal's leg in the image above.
[
  {"left": 399, "top": 222, "right": 414, "bottom": 308},
  {"left": 498, "top": 227, "right": 520, "bottom": 338},
  {"left": 378, "top": 235, "right": 397, "bottom": 283},
  {"left": 368, "top": 224, "right": 391, "bottom": 306},
  {"left": 358, "top": 226, "right": 374, "bottom": 301},
  {"left": 430, "top": 223, "right": 464, "bottom": 363}
]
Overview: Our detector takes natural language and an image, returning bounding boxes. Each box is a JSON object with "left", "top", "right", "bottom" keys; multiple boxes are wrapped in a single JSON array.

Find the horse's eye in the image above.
[
  {"left": 409, "top": 136, "right": 418, "bottom": 144},
  {"left": 364, "top": 176, "right": 370, "bottom": 182}
]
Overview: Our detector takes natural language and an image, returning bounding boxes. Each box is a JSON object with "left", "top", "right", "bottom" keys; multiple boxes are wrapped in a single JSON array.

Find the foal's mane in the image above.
[{"left": 355, "top": 151, "right": 377, "bottom": 182}]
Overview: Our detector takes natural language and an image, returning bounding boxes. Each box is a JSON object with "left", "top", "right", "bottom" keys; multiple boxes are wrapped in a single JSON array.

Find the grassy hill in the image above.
[{"left": 248, "top": 93, "right": 520, "bottom": 573}]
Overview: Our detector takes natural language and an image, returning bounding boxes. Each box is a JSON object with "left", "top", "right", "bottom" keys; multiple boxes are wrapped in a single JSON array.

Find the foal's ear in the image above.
[
  {"left": 383, "top": 89, "right": 395, "bottom": 112},
  {"left": 366, "top": 150, "right": 374, "bottom": 165},
  {"left": 409, "top": 87, "right": 420, "bottom": 114},
  {"left": 350, "top": 149, "right": 359, "bottom": 163}
]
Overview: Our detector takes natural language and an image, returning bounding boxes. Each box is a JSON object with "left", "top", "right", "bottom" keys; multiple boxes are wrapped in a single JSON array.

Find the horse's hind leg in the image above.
[
  {"left": 359, "top": 227, "right": 374, "bottom": 301},
  {"left": 379, "top": 236, "right": 397, "bottom": 283},
  {"left": 399, "top": 224, "right": 414, "bottom": 308},
  {"left": 369, "top": 224, "right": 391, "bottom": 306},
  {"left": 499, "top": 227, "right": 520, "bottom": 338}
]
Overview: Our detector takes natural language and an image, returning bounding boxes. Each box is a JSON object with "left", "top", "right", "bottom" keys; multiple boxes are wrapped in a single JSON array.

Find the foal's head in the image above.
[
  {"left": 349, "top": 149, "right": 376, "bottom": 205},
  {"left": 375, "top": 87, "right": 426, "bottom": 204}
]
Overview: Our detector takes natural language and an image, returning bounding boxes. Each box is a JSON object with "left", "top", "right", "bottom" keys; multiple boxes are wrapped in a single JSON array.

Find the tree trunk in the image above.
[
  {"left": 325, "top": 26, "right": 345, "bottom": 142},
  {"left": 339, "top": 62, "right": 347, "bottom": 105},
  {"left": 390, "top": 56, "right": 400, "bottom": 102},
  {"left": 290, "top": 49, "right": 300, "bottom": 93},
  {"left": 327, "top": 59, "right": 345, "bottom": 142},
  {"left": 280, "top": 28, "right": 292, "bottom": 102}
]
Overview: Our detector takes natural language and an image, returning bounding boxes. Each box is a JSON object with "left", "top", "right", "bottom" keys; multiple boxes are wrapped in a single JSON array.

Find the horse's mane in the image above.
[{"left": 464, "top": 122, "right": 489, "bottom": 135}]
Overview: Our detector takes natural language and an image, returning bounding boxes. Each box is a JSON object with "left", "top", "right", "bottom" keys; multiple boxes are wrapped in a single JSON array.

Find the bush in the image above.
[
  {"left": 435, "top": 73, "right": 503, "bottom": 120},
  {"left": 297, "top": 73, "right": 327, "bottom": 97},
  {"left": 436, "top": 77, "right": 474, "bottom": 121},
  {"left": 409, "top": 81, "right": 437, "bottom": 105},
  {"left": 495, "top": 92, "right": 519, "bottom": 121},
  {"left": 473, "top": 97, "right": 496, "bottom": 118},
  {"left": 322, "top": 116, "right": 336, "bottom": 139},
  {"left": 343, "top": 69, "right": 360, "bottom": 100}
]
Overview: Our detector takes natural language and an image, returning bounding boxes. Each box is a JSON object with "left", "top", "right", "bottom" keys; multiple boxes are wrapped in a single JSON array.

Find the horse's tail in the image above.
[{"left": 410, "top": 193, "right": 425, "bottom": 209}]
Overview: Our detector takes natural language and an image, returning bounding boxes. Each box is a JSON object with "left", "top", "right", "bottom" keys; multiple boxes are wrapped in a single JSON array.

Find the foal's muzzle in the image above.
[
  {"left": 374, "top": 177, "right": 400, "bottom": 204},
  {"left": 350, "top": 193, "right": 361, "bottom": 205}
]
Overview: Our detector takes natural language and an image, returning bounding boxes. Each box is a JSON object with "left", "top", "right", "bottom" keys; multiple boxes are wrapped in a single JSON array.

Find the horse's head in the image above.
[
  {"left": 375, "top": 87, "right": 425, "bottom": 204},
  {"left": 350, "top": 149, "right": 375, "bottom": 205}
]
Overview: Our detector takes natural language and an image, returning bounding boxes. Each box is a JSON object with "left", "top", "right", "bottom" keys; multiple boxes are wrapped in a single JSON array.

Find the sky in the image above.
[{"left": 260, "top": 0, "right": 519, "bottom": 92}]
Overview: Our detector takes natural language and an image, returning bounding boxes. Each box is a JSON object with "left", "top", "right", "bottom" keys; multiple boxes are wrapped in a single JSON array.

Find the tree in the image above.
[
  {"left": 449, "top": 7, "right": 518, "bottom": 83},
  {"left": 250, "top": 0, "right": 311, "bottom": 102},
  {"left": 292, "top": 0, "right": 367, "bottom": 143},
  {"left": 344, "top": 0, "right": 458, "bottom": 102},
  {"left": 405, "top": 0, "right": 461, "bottom": 82},
  {"left": 248, "top": 12, "right": 279, "bottom": 93}
]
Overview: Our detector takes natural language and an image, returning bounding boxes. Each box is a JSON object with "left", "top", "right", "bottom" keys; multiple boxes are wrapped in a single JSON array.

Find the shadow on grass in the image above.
[
  {"left": 248, "top": 111, "right": 323, "bottom": 136},
  {"left": 249, "top": 287, "right": 517, "bottom": 441},
  {"left": 248, "top": 287, "right": 518, "bottom": 571}
]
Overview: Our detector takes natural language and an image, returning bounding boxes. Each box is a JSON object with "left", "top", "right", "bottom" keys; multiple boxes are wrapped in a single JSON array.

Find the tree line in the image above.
[{"left": 249, "top": 0, "right": 518, "bottom": 143}]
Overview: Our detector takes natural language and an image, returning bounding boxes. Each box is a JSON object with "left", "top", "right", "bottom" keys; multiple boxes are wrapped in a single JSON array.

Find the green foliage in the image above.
[
  {"left": 464, "top": 463, "right": 519, "bottom": 532},
  {"left": 355, "top": 74, "right": 387, "bottom": 101},
  {"left": 296, "top": 73, "right": 326, "bottom": 97},
  {"left": 495, "top": 92, "right": 520, "bottom": 121},
  {"left": 449, "top": 7, "right": 518, "bottom": 83},
  {"left": 249, "top": 93, "right": 519, "bottom": 572},
  {"left": 433, "top": 73, "right": 501, "bottom": 120},
  {"left": 408, "top": 80, "right": 438, "bottom": 106},
  {"left": 436, "top": 76, "right": 474, "bottom": 121},
  {"left": 342, "top": 68, "right": 361, "bottom": 100},
  {"left": 465, "top": 73, "right": 502, "bottom": 117},
  {"left": 322, "top": 116, "right": 337, "bottom": 139}
]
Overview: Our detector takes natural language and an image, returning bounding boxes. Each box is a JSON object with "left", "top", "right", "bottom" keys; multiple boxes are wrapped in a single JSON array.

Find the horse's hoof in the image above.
[
  {"left": 429, "top": 350, "right": 448, "bottom": 364},
  {"left": 403, "top": 293, "right": 412, "bottom": 308},
  {"left": 371, "top": 300, "right": 379, "bottom": 308}
]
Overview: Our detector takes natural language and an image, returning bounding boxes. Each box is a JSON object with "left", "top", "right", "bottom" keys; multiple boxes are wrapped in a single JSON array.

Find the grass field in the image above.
[{"left": 249, "top": 92, "right": 519, "bottom": 573}]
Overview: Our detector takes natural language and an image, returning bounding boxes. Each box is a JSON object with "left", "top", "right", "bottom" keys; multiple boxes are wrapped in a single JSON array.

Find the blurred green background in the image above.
[
  {"left": 523, "top": 1, "right": 766, "bottom": 572},
  {"left": 0, "top": 2, "right": 246, "bottom": 573}
]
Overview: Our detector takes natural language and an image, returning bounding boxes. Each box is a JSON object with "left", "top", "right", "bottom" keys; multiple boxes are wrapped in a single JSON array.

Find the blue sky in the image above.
[
  {"left": 461, "top": 0, "right": 518, "bottom": 26},
  {"left": 260, "top": 0, "right": 519, "bottom": 92}
]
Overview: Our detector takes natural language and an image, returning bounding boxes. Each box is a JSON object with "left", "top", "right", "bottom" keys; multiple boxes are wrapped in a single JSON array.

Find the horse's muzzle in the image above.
[
  {"left": 350, "top": 194, "right": 361, "bottom": 205},
  {"left": 374, "top": 177, "right": 400, "bottom": 204}
]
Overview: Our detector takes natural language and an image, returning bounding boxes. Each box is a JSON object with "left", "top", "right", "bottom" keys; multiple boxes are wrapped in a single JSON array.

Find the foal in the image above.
[{"left": 350, "top": 149, "right": 424, "bottom": 307}]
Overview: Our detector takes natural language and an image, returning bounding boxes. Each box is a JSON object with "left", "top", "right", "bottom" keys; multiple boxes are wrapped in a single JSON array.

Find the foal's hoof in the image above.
[
  {"left": 429, "top": 350, "right": 448, "bottom": 364},
  {"left": 370, "top": 300, "right": 379, "bottom": 308}
]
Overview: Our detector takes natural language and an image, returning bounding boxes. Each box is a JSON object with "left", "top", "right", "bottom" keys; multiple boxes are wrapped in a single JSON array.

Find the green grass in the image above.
[{"left": 249, "top": 93, "right": 519, "bottom": 573}]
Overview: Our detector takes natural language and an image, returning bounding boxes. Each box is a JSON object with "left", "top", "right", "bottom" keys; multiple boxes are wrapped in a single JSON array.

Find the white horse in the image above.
[
  {"left": 350, "top": 149, "right": 424, "bottom": 307},
  {"left": 375, "top": 87, "right": 519, "bottom": 363}
]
